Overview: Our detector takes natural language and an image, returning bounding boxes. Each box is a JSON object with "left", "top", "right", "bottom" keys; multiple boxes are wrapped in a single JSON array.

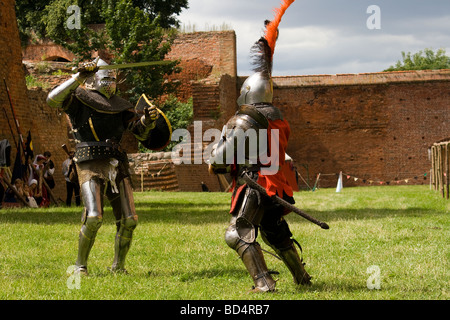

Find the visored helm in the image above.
[
  {"left": 237, "top": 72, "right": 273, "bottom": 106},
  {"left": 85, "top": 59, "right": 117, "bottom": 99}
]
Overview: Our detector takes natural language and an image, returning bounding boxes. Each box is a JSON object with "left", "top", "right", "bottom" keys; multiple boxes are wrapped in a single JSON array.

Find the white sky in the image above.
[{"left": 177, "top": 0, "right": 450, "bottom": 76}]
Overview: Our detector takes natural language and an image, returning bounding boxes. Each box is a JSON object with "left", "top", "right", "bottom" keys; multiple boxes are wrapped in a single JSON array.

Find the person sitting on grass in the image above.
[
  {"left": 3, "top": 178, "right": 27, "bottom": 207},
  {"left": 28, "top": 179, "right": 43, "bottom": 207}
]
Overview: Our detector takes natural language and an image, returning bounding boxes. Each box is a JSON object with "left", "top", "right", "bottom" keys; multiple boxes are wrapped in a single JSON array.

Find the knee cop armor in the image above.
[{"left": 224, "top": 187, "right": 276, "bottom": 292}]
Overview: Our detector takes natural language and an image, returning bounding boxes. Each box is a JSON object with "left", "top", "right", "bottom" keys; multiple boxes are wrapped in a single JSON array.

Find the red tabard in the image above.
[
  {"left": 229, "top": 118, "right": 293, "bottom": 213},
  {"left": 256, "top": 119, "right": 293, "bottom": 198}
]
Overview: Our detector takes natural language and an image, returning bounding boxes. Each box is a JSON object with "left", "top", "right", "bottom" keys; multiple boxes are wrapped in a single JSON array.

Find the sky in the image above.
[{"left": 177, "top": 0, "right": 450, "bottom": 76}]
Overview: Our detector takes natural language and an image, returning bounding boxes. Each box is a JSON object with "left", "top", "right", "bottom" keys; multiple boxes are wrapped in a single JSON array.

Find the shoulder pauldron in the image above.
[{"left": 74, "top": 88, "right": 133, "bottom": 114}]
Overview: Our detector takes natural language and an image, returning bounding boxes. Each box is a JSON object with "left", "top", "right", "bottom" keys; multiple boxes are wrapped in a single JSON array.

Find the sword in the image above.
[
  {"left": 242, "top": 172, "right": 330, "bottom": 230},
  {"left": 98, "top": 60, "right": 173, "bottom": 70},
  {"left": 73, "top": 59, "right": 173, "bottom": 73}
]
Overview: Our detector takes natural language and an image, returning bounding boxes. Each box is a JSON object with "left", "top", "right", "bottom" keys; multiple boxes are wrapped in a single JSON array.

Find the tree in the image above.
[
  {"left": 131, "top": 0, "right": 189, "bottom": 28},
  {"left": 16, "top": 0, "right": 189, "bottom": 103},
  {"left": 384, "top": 48, "right": 450, "bottom": 72},
  {"left": 16, "top": 0, "right": 188, "bottom": 43}
]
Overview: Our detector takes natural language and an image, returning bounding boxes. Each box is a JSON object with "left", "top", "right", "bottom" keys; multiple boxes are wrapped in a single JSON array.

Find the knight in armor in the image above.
[
  {"left": 47, "top": 57, "right": 171, "bottom": 275},
  {"left": 208, "top": 0, "right": 311, "bottom": 292}
]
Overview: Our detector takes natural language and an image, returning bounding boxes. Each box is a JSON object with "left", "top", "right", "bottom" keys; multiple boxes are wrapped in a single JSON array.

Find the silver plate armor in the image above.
[
  {"left": 237, "top": 72, "right": 273, "bottom": 107},
  {"left": 46, "top": 73, "right": 85, "bottom": 109},
  {"left": 85, "top": 59, "right": 117, "bottom": 99}
]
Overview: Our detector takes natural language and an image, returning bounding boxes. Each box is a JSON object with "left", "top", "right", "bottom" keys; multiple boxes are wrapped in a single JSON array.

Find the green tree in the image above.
[
  {"left": 131, "top": 0, "right": 189, "bottom": 28},
  {"left": 16, "top": 0, "right": 187, "bottom": 44},
  {"left": 384, "top": 48, "right": 450, "bottom": 71}
]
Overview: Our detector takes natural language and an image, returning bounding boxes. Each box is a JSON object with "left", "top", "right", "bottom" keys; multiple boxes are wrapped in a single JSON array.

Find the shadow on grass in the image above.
[
  {"left": 174, "top": 267, "right": 248, "bottom": 282},
  {"left": 0, "top": 204, "right": 444, "bottom": 226},
  {"left": 162, "top": 266, "right": 369, "bottom": 295},
  {"left": 297, "top": 280, "right": 368, "bottom": 293}
]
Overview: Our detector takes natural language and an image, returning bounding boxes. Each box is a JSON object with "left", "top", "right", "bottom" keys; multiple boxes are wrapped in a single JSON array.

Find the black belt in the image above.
[
  {"left": 76, "top": 141, "right": 115, "bottom": 148},
  {"left": 74, "top": 141, "right": 125, "bottom": 163}
]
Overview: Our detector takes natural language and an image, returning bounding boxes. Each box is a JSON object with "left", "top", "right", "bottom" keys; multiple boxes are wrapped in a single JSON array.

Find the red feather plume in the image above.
[{"left": 264, "top": 0, "right": 296, "bottom": 58}]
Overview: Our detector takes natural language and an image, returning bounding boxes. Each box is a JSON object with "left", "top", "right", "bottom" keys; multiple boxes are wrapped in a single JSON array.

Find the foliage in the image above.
[
  {"left": 130, "top": 0, "right": 189, "bottom": 28},
  {"left": 102, "top": 0, "right": 181, "bottom": 103},
  {"left": 162, "top": 96, "right": 194, "bottom": 133},
  {"left": 384, "top": 48, "right": 450, "bottom": 71},
  {"left": 0, "top": 186, "right": 448, "bottom": 300},
  {"left": 15, "top": 0, "right": 188, "bottom": 43},
  {"left": 25, "top": 75, "right": 51, "bottom": 89},
  {"left": 15, "top": 0, "right": 49, "bottom": 45}
]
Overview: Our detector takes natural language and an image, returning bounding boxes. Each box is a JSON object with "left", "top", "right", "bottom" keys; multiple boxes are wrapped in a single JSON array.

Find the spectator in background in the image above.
[
  {"left": 43, "top": 151, "right": 55, "bottom": 190},
  {"left": 28, "top": 179, "right": 43, "bottom": 207},
  {"left": 23, "top": 183, "right": 38, "bottom": 208},
  {"left": 29, "top": 155, "right": 50, "bottom": 207},
  {"left": 62, "top": 150, "right": 80, "bottom": 207},
  {"left": 28, "top": 154, "right": 46, "bottom": 186},
  {"left": 3, "top": 178, "right": 26, "bottom": 205}
]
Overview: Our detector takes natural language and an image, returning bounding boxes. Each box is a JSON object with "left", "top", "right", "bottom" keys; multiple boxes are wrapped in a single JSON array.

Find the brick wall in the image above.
[
  {"left": 167, "top": 31, "right": 237, "bottom": 78},
  {"left": 128, "top": 153, "right": 179, "bottom": 191},
  {"left": 127, "top": 152, "right": 224, "bottom": 192},
  {"left": 268, "top": 71, "right": 450, "bottom": 188},
  {"left": 1, "top": 0, "right": 68, "bottom": 201},
  {"left": 22, "top": 38, "right": 76, "bottom": 62},
  {"left": 1, "top": 0, "right": 30, "bottom": 150}
]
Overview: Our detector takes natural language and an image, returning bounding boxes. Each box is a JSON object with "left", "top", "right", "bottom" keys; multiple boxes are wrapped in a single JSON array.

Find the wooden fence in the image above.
[{"left": 430, "top": 140, "right": 450, "bottom": 199}]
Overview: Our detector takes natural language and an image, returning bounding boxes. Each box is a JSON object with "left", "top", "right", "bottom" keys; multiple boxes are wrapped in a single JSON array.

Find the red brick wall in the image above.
[
  {"left": 268, "top": 71, "right": 450, "bottom": 188},
  {"left": 22, "top": 39, "right": 76, "bottom": 62},
  {"left": 1, "top": 0, "right": 30, "bottom": 148},
  {"left": 167, "top": 31, "right": 237, "bottom": 78},
  {"left": 1, "top": 1, "right": 70, "bottom": 201}
]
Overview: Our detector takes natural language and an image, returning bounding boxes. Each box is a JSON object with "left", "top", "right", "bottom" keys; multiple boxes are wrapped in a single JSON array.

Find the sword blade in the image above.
[{"left": 98, "top": 60, "right": 173, "bottom": 70}]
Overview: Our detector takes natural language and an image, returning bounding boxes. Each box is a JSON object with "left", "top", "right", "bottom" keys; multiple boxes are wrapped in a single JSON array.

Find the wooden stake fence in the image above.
[{"left": 431, "top": 140, "right": 450, "bottom": 199}]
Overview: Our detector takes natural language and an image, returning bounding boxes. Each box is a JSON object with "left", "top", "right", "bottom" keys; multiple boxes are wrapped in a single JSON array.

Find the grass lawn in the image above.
[{"left": 0, "top": 185, "right": 448, "bottom": 300}]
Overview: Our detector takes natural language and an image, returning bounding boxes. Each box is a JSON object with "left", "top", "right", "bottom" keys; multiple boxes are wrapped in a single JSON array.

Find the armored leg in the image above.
[
  {"left": 260, "top": 212, "right": 311, "bottom": 286},
  {"left": 225, "top": 187, "right": 276, "bottom": 292},
  {"left": 274, "top": 241, "right": 311, "bottom": 285},
  {"left": 75, "top": 179, "right": 104, "bottom": 274},
  {"left": 108, "top": 177, "right": 138, "bottom": 272}
]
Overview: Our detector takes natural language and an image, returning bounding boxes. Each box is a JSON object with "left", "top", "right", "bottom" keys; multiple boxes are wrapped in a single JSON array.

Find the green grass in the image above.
[{"left": 0, "top": 186, "right": 448, "bottom": 300}]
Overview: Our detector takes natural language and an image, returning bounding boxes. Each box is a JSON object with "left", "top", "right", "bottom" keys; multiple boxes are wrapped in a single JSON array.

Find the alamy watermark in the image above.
[
  {"left": 66, "top": 5, "right": 81, "bottom": 30},
  {"left": 367, "top": 5, "right": 381, "bottom": 30},
  {"left": 66, "top": 265, "right": 81, "bottom": 290},
  {"left": 366, "top": 265, "right": 381, "bottom": 290},
  {"left": 170, "top": 121, "right": 280, "bottom": 176}
]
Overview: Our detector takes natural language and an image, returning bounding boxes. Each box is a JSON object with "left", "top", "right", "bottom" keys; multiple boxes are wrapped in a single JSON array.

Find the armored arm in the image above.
[
  {"left": 208, "top": 107, "right": 268, "bottom": 174},
  {"left": 128, "top": 104, "right": 159, "bottom": 142},
  {"left": 46, "top": 58, "right": 99, "bottom": 109}
]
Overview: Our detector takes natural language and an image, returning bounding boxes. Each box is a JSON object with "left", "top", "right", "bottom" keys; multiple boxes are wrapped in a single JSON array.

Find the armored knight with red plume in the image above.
[{"left": 208, "top": 0, "right": 312, "bottom": 292}]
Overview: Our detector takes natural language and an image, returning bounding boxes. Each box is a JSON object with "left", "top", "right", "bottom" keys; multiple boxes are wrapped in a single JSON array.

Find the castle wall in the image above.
[{"left": 269, "top": 71, "right": 450, "bottom": 188}]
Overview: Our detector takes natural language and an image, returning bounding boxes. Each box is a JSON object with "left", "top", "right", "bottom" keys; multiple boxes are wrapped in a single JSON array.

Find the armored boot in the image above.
[
  {"left": 109, "top": 177, "right": 138, "bottom": 273},
  {"left": 75, "top": 179, "right": 104, "bottom": 275},
  {"left": 275, "top": 241, "right": 311, "bottom": 286},
  {"left": 111, "top": 216, "right": 137, "bottom": 272},
  {"left": 236, "top": 241, "right": 277, "bottom": 292},
  {"left": 75, "top": 215, "right": 103, "bottom": 275}
]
